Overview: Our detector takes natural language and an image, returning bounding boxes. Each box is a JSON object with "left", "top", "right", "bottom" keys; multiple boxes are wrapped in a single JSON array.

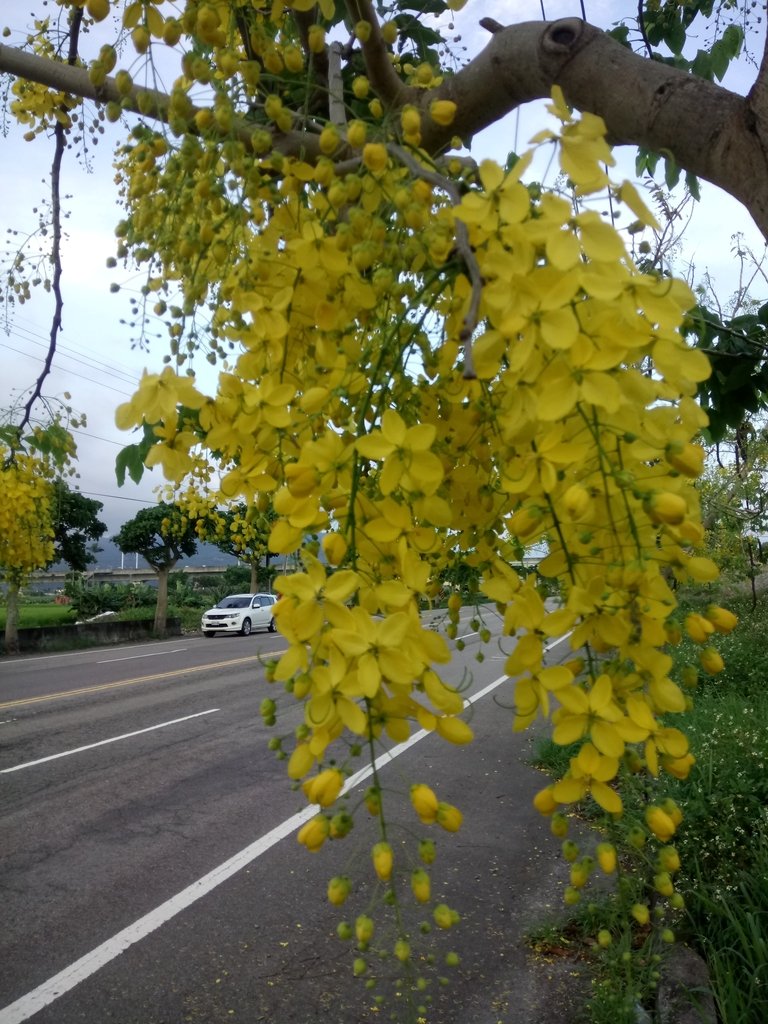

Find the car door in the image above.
[{"left": 250, "top": 595, "right": 270, "bottom": 630}]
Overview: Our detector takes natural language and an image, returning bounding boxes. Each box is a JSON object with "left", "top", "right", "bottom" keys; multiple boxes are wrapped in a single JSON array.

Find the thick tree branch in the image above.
[
  {"left": 0, "top": 42, "right": 324, "bottom": 161},
  {"left": 417, "top": 19, "right": 768, "bottom": 239},
  {"left": 343, "top": 0, "right": 408, "bottom": 108},
  {"left": 4, "top": 17, "right": 768, "bottom": 238}
]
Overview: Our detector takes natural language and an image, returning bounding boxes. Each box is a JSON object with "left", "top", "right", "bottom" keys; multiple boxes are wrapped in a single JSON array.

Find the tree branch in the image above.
[
  {"left": 4, "top": 17, "right": 768, "bottom": 238},
  {"left": 18, "top": 9, "right": 83, "bottom": 435},
  {"left": 343, "top": 0, "right": 408, "bottom": 108},
  {"left": 0, "top": 42, "right": 324, "bottom": 161}
]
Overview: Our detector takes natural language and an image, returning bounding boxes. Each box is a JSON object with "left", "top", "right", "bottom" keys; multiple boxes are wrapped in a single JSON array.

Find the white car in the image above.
[{"left": 201, "top": 593, "right": 277, "bottom": 637}]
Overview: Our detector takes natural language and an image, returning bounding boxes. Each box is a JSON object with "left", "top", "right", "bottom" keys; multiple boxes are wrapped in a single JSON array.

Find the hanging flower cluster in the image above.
[
  {"left": 0, "top": 447, "right": 55, "bottom": 584},
  {"left": 12, "top": 0, "right": 735, "bottom": 1009}
]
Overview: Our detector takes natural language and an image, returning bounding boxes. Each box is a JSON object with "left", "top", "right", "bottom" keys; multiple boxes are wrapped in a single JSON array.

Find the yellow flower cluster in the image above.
[{"left": 0, "top": 448, "right": 55, "bottom": 582}]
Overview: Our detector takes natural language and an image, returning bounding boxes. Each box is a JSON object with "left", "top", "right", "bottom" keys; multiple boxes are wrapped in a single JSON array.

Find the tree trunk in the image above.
[
  {"left": 4, "top": 579, "right": 21, "bottom": 655},
  {"left": 154, "top": 566, "right": 170, "bottom": 637},
  {"left": 249, "top": 560, "right": 260, "bottom": 593}
]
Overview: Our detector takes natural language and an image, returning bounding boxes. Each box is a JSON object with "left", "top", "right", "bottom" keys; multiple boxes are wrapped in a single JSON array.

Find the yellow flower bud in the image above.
[
  {"left": 362, "top": 143, "right": 388, "bottom": 174},
  {"left": 645, "top": 805, "right": 677, "bottom": 841},
  {"left": 533, "top": 785, "right": 558, "bottom": 816},
  {"left": 596, "top": 842, "right": 617, "bottom": 874},
  {"left": 665, "top": 441, "right": 705, "bottom": 477},
  {"left": 684, "top": 612, "right": 715, "bottom": 644},
  {"left": 645, "top": 491, "right": 687, "bottom": 525},
  {"left": 381, "top": 20, "right": 398, "bottom": 44},
  {"left": 418, "top": 839, "right": 437, "bottom": 864},
  {"left": 352, "top": 76, "right": 370, "bottom": 99},
  {"left": 706, "top": 605, "right": 738, "bottom": 634},
  {"left": 436, "top": 801, "right": 463, "bottom": 832},
  {"left": 372, "top": 841, "right": 393, "bottom": 881},
  {"left": 394, "top": 939, "right": 411, "bottom": 962},
  {"left": 346, "top": 119, "right": 367, "bottom": 148},
  {"left": 364, "top": 786, "right": 381, "bottom": 816},
  {"left": 302, "top": 768, "right": 344, "bottom": 807},
  {"left": 699, "top": 647, "right": 724, "bottom": 675},
  {"left": 355, "top": 914, "right": 375, "bottom": 945},
  {"left": 661, "top": 751, "right": 695, "bottom": 780},
  {"left": 401, "top": 106, "right": 421, "bottom": 135},
  {"left": 550, "top": 812, "right": 569, "bottom": 838},
  {"left": 657, "top": 846, "right": 681, "bottom": 874},
  {"left": 411, "top": 868, "right": 431, "bottom": 903},
  {"left": 297, "top": 814, "right": 330, "bottom": 852},
  {"left": 654, "top": 871, "right": 674, "bottom": 897},
  {"left": 562, "top": 483, "right": 591, "bottom": 520},
  {"left": 327, "top": 875, "right": 351, "bottom": 905},
  {"left": 354, "top": 20, "right": 372, "bottom": 42},
  {"left": 410, "top": 783, "right": 439, "bottom": 824},
  {"left": 307, "top": 24, "right": 326, "bottom": 53},
  {"left": 368, "top": 98, "right": 384, "bottom": 118},
  {"left": 662, "top": 798, "right": 683, "bottom": 826},
  {"left": 597, "top": 929, "right": 612, "bottom": 948},
  {"left": 429, "top": 100, "right": 457, "bottom": 126},
  {"left": 433, "top": 903, "right": 458, "bottom": 929},
  {"left": 319, "top": 125, "right": 341, "bottom": 155},
  {"left": 631, "top": 903, "right": 650, "bottom": 925}
]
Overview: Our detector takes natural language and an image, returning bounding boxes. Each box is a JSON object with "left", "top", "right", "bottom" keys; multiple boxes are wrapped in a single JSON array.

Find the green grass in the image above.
[
  {"left": 0, "top": 603, "right": 76, "bottom": 629},
  {"left": 529, "top": 592, "right": 768, "bottom": 1023}
]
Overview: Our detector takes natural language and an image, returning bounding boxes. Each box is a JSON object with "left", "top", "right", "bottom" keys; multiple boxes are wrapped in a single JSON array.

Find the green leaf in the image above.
[
  {"left": 722, "top": 24, "right": 743, "bottom": 59},
  {"left": 710, "top": 39, "right": 730, "bottom": 82},
  {"left": 664, "top": 14, "right": 686, "bottom": 55},
  {"left": 685, "top": 170, "right": 701, "bottom": 202},
  {"left": 115, "top": 444, "right": 147, "bottom": 486},
  {"left": 690, "top": 49, "right": 713, "bottom": 81},
  {"left": 664, "top": 155, "right": 681, "bottom": 191}
]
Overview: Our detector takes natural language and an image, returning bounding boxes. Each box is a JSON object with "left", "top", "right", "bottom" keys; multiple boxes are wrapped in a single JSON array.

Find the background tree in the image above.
[
  {"left": 201, "top": 501, "right": 276, "bottom": 593},
  {"left": 49, "top": 481, "right": 108, "bottom": 573},
  {"left": 112, "top": 503, "right": 198, "bottom": 636}
]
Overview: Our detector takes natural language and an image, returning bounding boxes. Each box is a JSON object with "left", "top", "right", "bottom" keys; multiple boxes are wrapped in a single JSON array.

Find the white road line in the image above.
[
  {"left": 0, "top": 632, "right": 572, "bottom": 1023},
  {"left": 97, "top": 648, "right": 187, "bottom": 664},
  {"left": 0, "top": 709, "right": 220, "bottom": 775},
  {"left": 1, "top": 639, "right": 195, "bottom": 665}
]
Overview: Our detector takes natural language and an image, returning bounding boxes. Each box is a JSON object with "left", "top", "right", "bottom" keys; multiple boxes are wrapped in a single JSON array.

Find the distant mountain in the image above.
[{"left": 48, "top": 537, "right": 241, "bottom": 573}]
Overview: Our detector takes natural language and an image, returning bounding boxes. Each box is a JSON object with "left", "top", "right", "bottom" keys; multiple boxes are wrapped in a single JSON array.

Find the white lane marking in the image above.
[
  {"left": 1, "top": 639, "right": 195, "bottom": 666},
  {"left": 97, "top": 649, "right": 187, "bottom": 665},
  {"left": 0, "top": 632, "right": 572, "bottom": 1023},
  {"left": 0, "top": 709, "right": 220, "bottom": 775}
]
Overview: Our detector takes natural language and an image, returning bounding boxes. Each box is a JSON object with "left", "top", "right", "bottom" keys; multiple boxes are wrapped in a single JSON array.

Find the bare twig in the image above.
[
  {"left": 388, "top": 144, "right": 482, "bottom": 379},
  {"left": 18, "top": 8, "right": 83, "bottom": 435},
  {"left": 328, "top": 42, "right": 346, "bottom": 127}
]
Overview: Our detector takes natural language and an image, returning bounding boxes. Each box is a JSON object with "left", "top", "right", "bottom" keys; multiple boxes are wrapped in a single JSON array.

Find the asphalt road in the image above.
[{"left": 0, "top": 610, "right": 577, "bottom": 1024}]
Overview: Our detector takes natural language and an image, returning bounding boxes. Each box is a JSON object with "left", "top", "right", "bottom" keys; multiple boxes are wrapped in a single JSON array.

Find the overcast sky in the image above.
[{"left": 1, "top": 0, "right": 765, "bottom": 533}]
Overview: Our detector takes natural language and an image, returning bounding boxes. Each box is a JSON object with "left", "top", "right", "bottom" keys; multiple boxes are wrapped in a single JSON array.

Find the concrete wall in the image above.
[{"left": 4, "top": 618, "right": 183, "bottom": 654}]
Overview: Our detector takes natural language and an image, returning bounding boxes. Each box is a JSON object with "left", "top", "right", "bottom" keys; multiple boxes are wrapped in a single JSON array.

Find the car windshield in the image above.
[{"left": 217, "top": 597, "right": 251, "bottom": 609}]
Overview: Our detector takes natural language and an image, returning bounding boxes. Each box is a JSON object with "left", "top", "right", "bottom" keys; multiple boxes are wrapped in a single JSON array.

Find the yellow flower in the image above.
[
  {"left": 699, "top": 647, "right": 724, "bottom": 675},
  {"left": 429, "top": 99, "right": 457, "bottom": 126},
  {"left": 356, "top": 408, "right": 443, "bottom": 496},
  {"left": 552, "top": 742, "right": 623, "bottom": 814},
  {"left": 551, "top": 674, "right": 625, "bottom": 758}
]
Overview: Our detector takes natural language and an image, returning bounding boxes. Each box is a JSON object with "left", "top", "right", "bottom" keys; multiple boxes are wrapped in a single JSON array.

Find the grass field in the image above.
[{"left": 0, "top": 603, "right": 76, "bottom": 629}]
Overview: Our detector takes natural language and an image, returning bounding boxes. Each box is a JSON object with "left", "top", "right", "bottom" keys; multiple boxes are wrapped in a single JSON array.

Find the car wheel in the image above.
[
  {"left": 268, "top": 617, "right": 276, "bottom": 633},
  {"left": 240, "top": 618, "right": 252, "bottom": 636},
  {"left": 203, "top": 631, "right": 216, "bottom": 638}
]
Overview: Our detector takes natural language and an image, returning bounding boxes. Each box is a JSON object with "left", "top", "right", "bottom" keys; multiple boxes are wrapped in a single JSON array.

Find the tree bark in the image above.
[
  {"left": 249, "top": 561, "right": 259, "bottom": 594},
  {"left": 3, "top": 17, "right": 768, "bottom": 236},
  {"left": 154, "top": 566, "right": 170, "bottom": 637},
  {"left": 4, "top": 579, "right": 21, "bottom": 656}
]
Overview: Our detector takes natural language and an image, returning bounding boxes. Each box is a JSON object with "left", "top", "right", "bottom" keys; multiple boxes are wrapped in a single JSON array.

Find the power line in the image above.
[{"left": 0, "top": 341, "right": 136, "bottom": 397}]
